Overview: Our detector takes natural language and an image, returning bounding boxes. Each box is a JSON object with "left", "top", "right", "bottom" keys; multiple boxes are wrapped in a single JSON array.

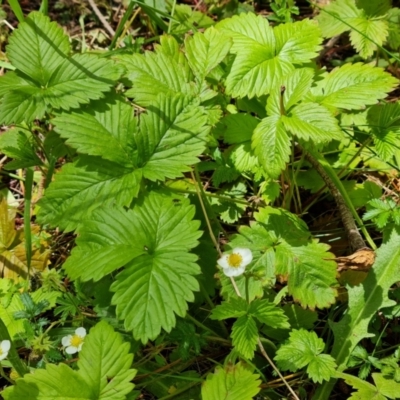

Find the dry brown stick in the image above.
[
  {"left": 87, "top": 0, "right": 116, "bottom": 37},
  {"left": 302, "top": 148, "right": 367, "bottom": 252}
]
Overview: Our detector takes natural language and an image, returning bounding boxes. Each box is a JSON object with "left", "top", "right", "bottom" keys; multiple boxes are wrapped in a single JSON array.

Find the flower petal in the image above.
[
  {"left": 232, "top": 248, "right": 253, "bottom": 266},
  {"left": 65, "top": 346, "right": 78, "bottom": 354},
  {"left": 222, "top": 265, "right": 246, "bottom": 277},
  {"left": 61, "top": 335, "right": 72, "bottom": 347},
  {"left": 75, "top": 327, "right": 86, "bottom": 338},
  {"left": 217, "top": 254, "right": 231, "bottom": 269},
  {"left": 0, "top": 352, "right": 7, "bottom": 361},
  {"left": 0, "top": 340, "right": 11, "bottom": 353}
]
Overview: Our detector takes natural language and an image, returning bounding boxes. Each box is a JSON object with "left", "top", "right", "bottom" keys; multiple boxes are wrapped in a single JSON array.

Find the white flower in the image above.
[
  {"left": 217, "top": 248, "right": 253, "bottom": 277},
  {"left": 0, "top": 340, "right": 11, "bottom": 361},
  {"left": 62, "top": 327, "right": 86, "bottom": 354}
]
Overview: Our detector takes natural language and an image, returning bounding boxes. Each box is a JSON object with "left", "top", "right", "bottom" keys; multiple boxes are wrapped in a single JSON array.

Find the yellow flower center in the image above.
[
  {"left": 227, "top": 253, "right": 243, "bottom": 268},
  {"left": 70, "top": 335, "right": 84, "bottom": 348}
]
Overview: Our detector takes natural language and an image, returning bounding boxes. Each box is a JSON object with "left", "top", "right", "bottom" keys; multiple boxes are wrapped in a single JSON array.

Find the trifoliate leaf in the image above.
[
  {"left": 78, "top": 321, "right": 136, "bottom": 399},
  {"left": 138, "top": 94, "right": 210, "bottom": 181},
  {"left": 253, "top": 115, "right": 291, "bottom": 178},
  {"left": 0, "top": 127, "right": 42, "bottom": 170},
  {"left": 7, "top": 12, "right": 70, "bottom": 85},
  {"left": 93, "top": 192, "right": 201, "bottom": 343},
  {"left": 0, "top": 12, "right": 122, "bottom": 124},
  {"left": 185, "top": 27, "right": 232, "bottom": 78},
  {"left": 316, "top": 63, "right": 398, "bottom": 110},
  {"left": 363, "top": 198, "right": 400, "bottom": 229},
  {"left": 201, "top": 363, "right": 261, "bottom": 400},
  {"left": 120, "top": 51, "right": 194, "bottom": 106},
  {"left": 232, "top": 316, "right": 258, "bottom": 359},
  {"left": 248, "top": 299, "right": 290, "bottom": 329},
  {"left": 216, "top": 14, "right": 321, "bottom": 98},
  {"left": 2, "top": 321, "right": 136, "bottom": 400},
  {"left": 37, "top": 157, "right": 142, "bottom": 232},
  {"left": 275, "top": 329, "right": 336, "bottom": 383},
  {"left": 169, "top": 4, "right": 214, "bottom": 35},
  {"left": 53, "top": 93, "right": 137, "bottom": 165},
  {"left": 336, "top": 372, "right": 387, "bottom": 400},
  {"left": 317, "top": 0, "right": 390, "bottom": 58},
  {"left": 367, "top": 103, "right": 400, "bottom": 161}
]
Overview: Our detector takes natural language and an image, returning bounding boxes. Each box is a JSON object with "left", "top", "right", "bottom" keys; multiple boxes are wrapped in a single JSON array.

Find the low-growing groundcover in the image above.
[{"left": 1, "top": 0, "right": 400, "bottom": 398}]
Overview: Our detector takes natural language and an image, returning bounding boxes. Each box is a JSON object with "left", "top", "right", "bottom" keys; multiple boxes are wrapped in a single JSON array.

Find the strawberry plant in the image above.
[{"left": 1, "top": 0, "right": 400, "bottom": 398}]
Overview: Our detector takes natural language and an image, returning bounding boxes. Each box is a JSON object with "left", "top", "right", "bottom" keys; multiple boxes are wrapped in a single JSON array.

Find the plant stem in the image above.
[
  {"left": 300, "top": 146, "right": 376, "bottom": 251},
  {"left": 24, "top": 167, "right": 34, "bottom": 276},
  {"left": 0, "top": 319, "right": 29, "bottom": 377}
]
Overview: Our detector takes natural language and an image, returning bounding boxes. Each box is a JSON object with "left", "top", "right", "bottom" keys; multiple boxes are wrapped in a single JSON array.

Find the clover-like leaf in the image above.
[
  {"left": 217, "top": 13, "right": 321, "bottom": 98},
  {"left": 275, "top": 329, "right": 336, "bottom": 383},
  {"left": 64, "top": 192, "right": 201, "bottom": 343}
]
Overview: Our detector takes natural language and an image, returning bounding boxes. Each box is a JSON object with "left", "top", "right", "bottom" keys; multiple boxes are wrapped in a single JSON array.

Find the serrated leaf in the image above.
[
  {"left": 7, "top": 12, "right": 70, "bottom": 85},
  {"left": 119, "top": 51, "right": 194, "bottom": 106},
  {"left": 373, "top": 373, "right": 400, "bottom": 399},
  {"left": 78, "top": 321, "right": 136, "bottom": 399},
  {"left": 253, "top": 115, "right": 291, "bottom": 178},
  {"left": 210, "top": 297, "right": 249, "bottom": 320},
  {"left": 68, "top": 192, "right": 202, "bottom": 343},
  {"left": 0, "top": 127, "right": 42, "bottom": 169},
  {"left": 2, "top": 321, "right": 136, "bottom": 400},
  {"left": 275, "top": 329, "right": 336, "bottom": 383},
  {"left": 367, "top": 103, "right": 400, "bottom": 161},
  {"left": 232, "top": 316, "right": 258, "bottom": 359},
  {"left": 282, "top": 102, "right": 343, "bottom": 142},
  {"left": 169, "top": 4, "right": 214, "bottom": 35},
  {"left": 1, "top": 12, "right": 122, "bottom": 124},
  {"left": 318, "top": 229, "right": 400, "bottom": 396},
  {"left": 217, "top": 113, "right": 259, "bottom": 144},
  {"left": 201, "top": 363, "right": 261, "bottom": 400},
  {"left": 138, "top": 94, "right": 210, "bottom": 181},
  {"left": 37, "top": 157, "right": 142, "bottom": 232},
  {"left": 336, "top": 372, "right": 387, "bottom": 400},
  {"left": 53, "top": 93, "right": 137, "bottom": 165},
  {"left": 185, "top": 27, "right": 232, "bottom": 78},
  {"left": 248, "top": 299, "right": 289, "bottom": 329},
  {"left": 316, "top": 63, "right": 398, "bottom": 110},
  {"left": 217, "top": 14, "right": 321, "bottom": 98}
]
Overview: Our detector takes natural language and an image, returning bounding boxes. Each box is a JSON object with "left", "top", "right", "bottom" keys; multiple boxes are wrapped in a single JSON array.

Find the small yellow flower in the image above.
[
  {"left": 217, "top": 248, "right": 253, "bottom": 277},
  {"left": 62, "top": 327, "right": 86, "bottom": 354},
  {"left": 0, "top": 340, "right": 11, "bottom": 361}
]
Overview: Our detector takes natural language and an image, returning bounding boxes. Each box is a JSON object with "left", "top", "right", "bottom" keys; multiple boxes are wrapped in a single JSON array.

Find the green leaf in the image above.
[
  {"left": 210, "top": 297, "right": 249, "bottom": 320},
  {"left": 248, "top": 299, "right": 289, "bottom": 329},
  {"left": 217, "top": 113, "right": 259, "bottom": 144},
  {"left": 232, "top": 316, "right": 258, "bottom": 359},
  {"left": 53, "top": 93, "right": 137, "bottom": 165},
  {"left": 316, "top": 0, "right": 390, "bottom": 58},
  {"left": 185, "top": 27, "right": 232, "bottom": 78},
  {"left": 138, "top": 94, "right": 210, "bottom": 181},
  {"left": 316, "top": 63, "right": 398, "bottom": 110},
  {"left": 282, "top": 102, "right": 343, "bottom": 142},
  {"left": 317, "top": 229, "right": 400, "bottom": 397},
  {"left": 373, "top": 373, "right": 400, "bottom": 399},
  {"left": 78, "top": 321, "right": 136, "bottom": 399},
  {"left": 201, "top": 363, "right": 261, "bottom": 400},
  {"left": 37, "top": 157, "right": 142, "bottom": 231},
  {"left": 216, "top": 14, "right": 321, "bottom": 98},
  {"left": 367, "top": 103, "right": 400, "bottom": 161},
  {"left": 0, "top": 127, "right": 42, "bottom": 169},
  {"left": 253, "top": 115, "right": 291, "bottom": 178},
  {"left": 275, "top": 329, "right": 336, "bottom": 383},
  {"left": 7, "top": 12, "right": 70, "bottom": 85},
  {"left": 335, "top": 372, "right": 387, "bottom": 400},
  {"left": 90, "top": 192, "right": 200, "bottom": 343},
  {"left": 2, "top": 321, "right": 136, "bottom": 400},
  {"left": 1, "top": 11, "right": 122, "bottom": 124},
  {"left": 169, "top": 4, "right": 214, "bottom": 35},
  {"left": 119, "top": 51, "right": 194, "bottom": 106}
]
